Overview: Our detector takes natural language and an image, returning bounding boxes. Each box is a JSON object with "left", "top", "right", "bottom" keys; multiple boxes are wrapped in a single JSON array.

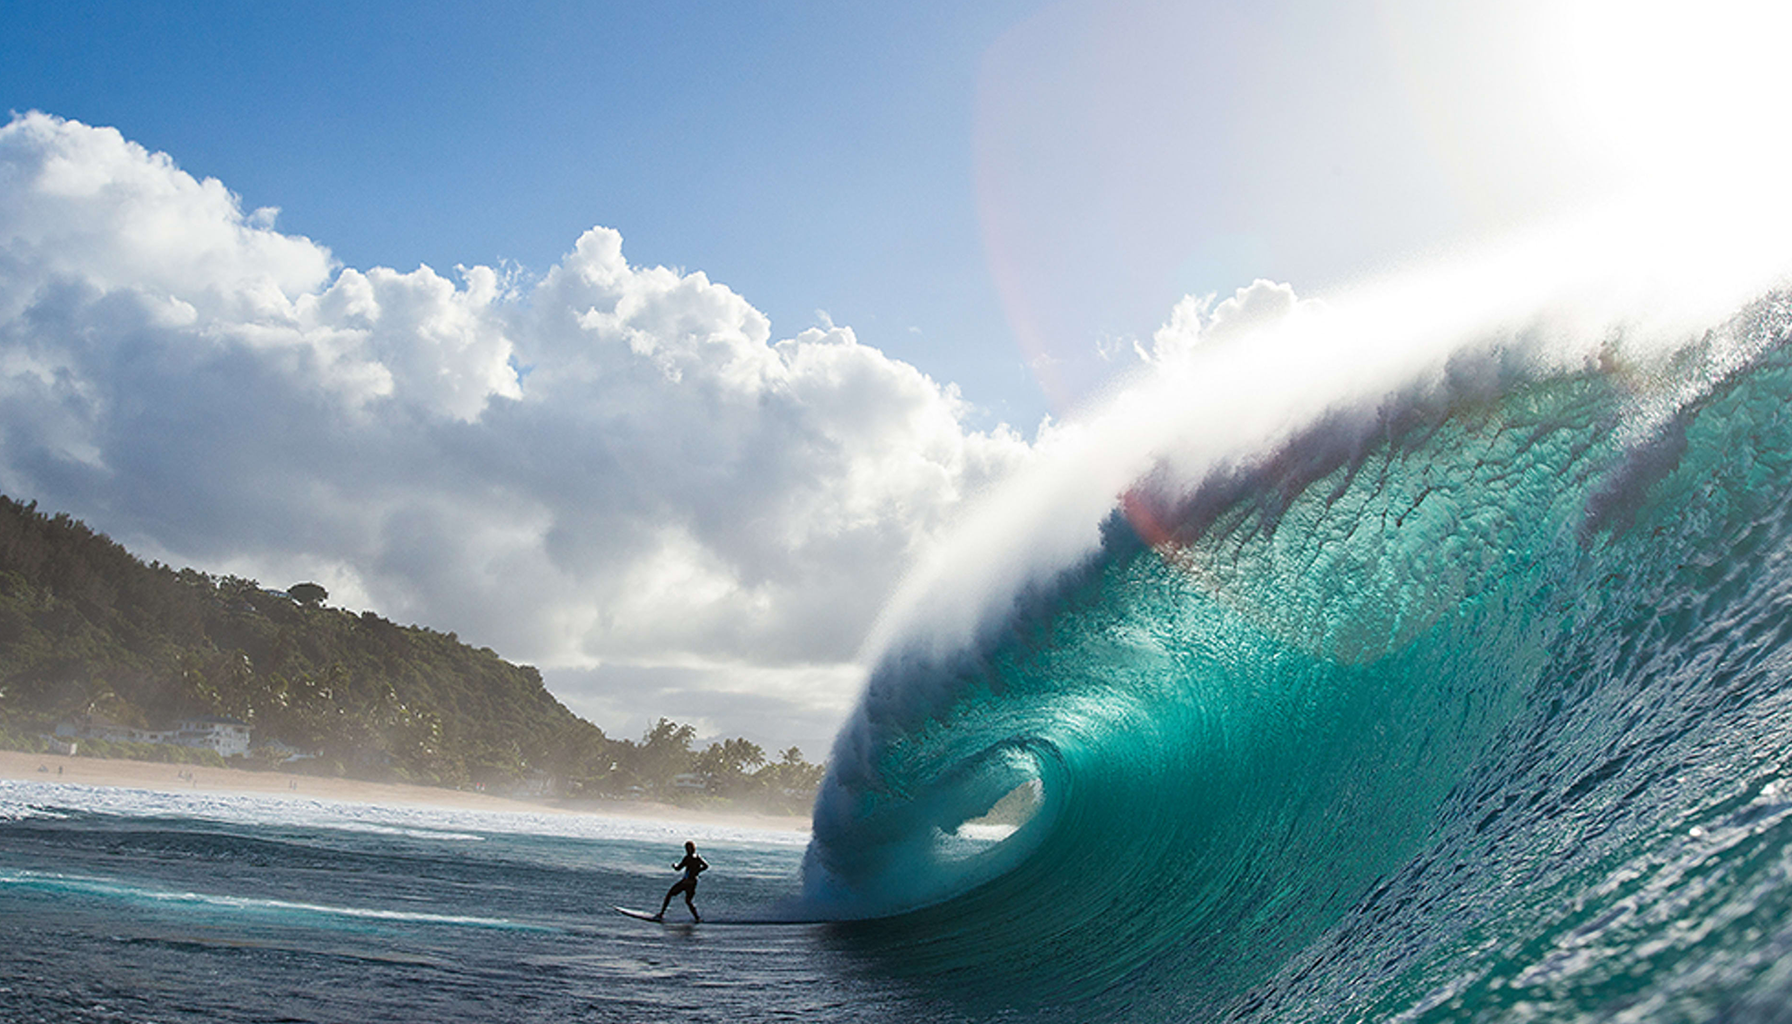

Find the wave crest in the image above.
[{"left": 801, "top": 289, "right": 1792, "bottom": 1017}]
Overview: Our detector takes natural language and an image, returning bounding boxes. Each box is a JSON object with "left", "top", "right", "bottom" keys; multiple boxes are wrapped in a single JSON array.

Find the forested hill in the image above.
[{"left": 0, "top": 496, "right": 823, "bottom": 806}]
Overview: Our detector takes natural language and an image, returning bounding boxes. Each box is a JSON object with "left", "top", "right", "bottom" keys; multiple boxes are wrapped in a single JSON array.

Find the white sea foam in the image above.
[{"left": 0, "top": 779, "right": 808, "bottom": 848}]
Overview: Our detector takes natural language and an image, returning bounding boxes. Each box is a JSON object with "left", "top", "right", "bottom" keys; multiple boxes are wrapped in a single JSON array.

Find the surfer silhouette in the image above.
[{"left": 654, "top": 841, "right": 708, "bottom": 922}]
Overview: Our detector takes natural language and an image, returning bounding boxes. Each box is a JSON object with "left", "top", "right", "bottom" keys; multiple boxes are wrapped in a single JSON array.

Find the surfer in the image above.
[{"left": 653, "top": 840, "right": 708, "bottom": 922}]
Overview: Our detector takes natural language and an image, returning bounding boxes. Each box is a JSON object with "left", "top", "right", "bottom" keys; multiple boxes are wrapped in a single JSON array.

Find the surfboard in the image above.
[{"left": 613, "top": 906, "right": 665, "bottom": 922}]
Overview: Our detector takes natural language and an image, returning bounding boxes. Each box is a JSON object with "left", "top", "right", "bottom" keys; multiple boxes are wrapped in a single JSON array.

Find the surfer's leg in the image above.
[{"left": 685, "top": 886, "right": 699, "bottom": 922}]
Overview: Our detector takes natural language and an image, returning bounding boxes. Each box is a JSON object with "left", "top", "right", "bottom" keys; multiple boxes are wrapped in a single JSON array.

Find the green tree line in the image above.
[{"left": 0, "top": 495, "right": 823, "bottom": 812}]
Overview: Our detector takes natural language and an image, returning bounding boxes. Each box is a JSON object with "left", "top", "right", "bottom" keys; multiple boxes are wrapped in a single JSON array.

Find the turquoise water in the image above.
[{"left": 805, "top": 292, "right": 1792, "bottom": 1020}]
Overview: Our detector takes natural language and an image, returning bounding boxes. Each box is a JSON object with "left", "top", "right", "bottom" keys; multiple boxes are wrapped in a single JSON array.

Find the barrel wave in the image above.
[{"left": 801, "top": 283, "right": 1792, "bottom": 1020}]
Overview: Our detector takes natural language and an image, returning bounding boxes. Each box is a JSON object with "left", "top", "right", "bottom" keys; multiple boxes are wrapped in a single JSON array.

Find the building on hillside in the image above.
[
  {"left": 173, "top": 715, "right": 252, "bottom": 757},
  {"left": 56, "top": 712, "right": 251, "bottom": 758}
]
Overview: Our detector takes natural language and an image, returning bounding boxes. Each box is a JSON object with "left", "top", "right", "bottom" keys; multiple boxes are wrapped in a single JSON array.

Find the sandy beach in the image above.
[{"left": 0, "top": 750, "right": 810, "bottom": 833}]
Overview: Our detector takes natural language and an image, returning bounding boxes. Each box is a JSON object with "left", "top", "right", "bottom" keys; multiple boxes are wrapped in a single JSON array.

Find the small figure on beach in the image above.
[{"left": 653, "top": 841, "right": 708, "bottom": 922}]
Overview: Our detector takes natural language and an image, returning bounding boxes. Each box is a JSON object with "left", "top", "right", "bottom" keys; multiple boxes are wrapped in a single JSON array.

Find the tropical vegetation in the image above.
[{"left": 0, "top": 495, "right": 824, "bottom": 813}]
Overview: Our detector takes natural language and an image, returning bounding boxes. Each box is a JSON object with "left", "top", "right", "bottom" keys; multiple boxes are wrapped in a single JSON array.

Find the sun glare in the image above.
[{"left": 1558, "top": 0, "right": 1792, "bottom": 190}]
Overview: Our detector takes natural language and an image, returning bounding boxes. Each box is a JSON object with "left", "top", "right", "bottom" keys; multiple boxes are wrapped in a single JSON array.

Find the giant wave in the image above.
[{"left": 801, "top": 235, "right": 1792, "bottom": 1019}]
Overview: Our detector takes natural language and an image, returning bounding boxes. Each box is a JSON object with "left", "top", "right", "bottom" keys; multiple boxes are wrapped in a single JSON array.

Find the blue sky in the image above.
[
  {"left": 5, "top": 0, "right": 1766, "bottom": 753},
  {"left": 4, "top": 0, "right": 1627, "bottom": 426},
  {"left": 6, "top": 1, "right": 1047, "bottom": 420}
]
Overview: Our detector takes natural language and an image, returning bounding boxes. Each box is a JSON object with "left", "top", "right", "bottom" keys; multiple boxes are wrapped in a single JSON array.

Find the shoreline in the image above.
[{"left": 0, "top": 750, "right": 811, "bottom": 833}]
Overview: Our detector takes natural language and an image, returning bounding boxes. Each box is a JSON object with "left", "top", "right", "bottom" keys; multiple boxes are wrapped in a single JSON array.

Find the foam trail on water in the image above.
[{"left": 0, "top": 869, "right": 549, "bottom": 930}]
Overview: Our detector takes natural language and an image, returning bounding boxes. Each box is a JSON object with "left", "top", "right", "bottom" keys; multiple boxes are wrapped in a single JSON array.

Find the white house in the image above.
[
  {"left": 172, "top": 715, "right": 252, "bottom": 758},
  {"left": 57, "top": 712, "right": 251, "bottom": 758}
]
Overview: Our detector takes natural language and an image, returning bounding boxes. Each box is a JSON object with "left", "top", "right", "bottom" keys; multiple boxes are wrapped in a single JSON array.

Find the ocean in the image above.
[
  {"left": 0, "top": 782, "right": 979, "bottom": 1023},
  {"left": 13, "top": 287, "right": 1792, "bottom": 1021}
]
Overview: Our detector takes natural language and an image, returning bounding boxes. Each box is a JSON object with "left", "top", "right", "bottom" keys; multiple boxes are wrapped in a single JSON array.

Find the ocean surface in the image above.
[
  {"left": 0, "top": 782, "right": 978, "bottom": 1023},
  {"left": 14, "top": 289, "right": 1792, "bottom": 1021}
]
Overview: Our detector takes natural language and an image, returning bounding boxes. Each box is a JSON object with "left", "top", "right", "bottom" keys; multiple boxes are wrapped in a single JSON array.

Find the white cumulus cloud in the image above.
[
  {"left": 1148, "top": 278, "right": 1318, "bottom": 361},
  {"left": 0, "top": 112, "right": 1032, "bottom": 754}
]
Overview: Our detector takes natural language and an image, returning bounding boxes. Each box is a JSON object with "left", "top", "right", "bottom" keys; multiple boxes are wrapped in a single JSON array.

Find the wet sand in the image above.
[{"left": 0, "top": 750, "right": 809, "bottom": 833}]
